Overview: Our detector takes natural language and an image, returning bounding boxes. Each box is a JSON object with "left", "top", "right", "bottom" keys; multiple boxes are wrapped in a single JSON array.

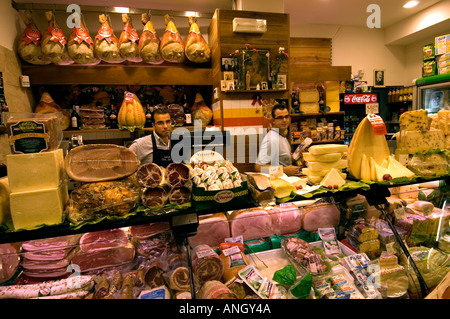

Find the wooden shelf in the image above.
[
  {"left": 63, "top": 126, "right": 215, "bottom": 135},
  {"left": 222, "top": 89, "right": 287, "bottom": 93},
  {"left": 21, "top": 64, "right": 213, "bottom": 86},
  {"left": 290, "top": 111, "right": 345, "bottom": 117}
]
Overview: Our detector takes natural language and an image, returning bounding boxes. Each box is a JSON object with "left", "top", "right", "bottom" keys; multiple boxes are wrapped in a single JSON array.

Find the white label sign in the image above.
[{"left": 366, "top": 102, "right": 379, "bottom": 114}]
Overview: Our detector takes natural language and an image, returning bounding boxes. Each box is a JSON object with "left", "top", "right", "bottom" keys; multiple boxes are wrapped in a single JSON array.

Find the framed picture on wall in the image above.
[
  {"left": 221, "top": 57, "right": 237, "bottom": 71},
  {"left": 373, "top": 69, "right": 385, "bottom": 87},
  {"left": 246, "top": 49, "right": 270, "bottom": 89}
]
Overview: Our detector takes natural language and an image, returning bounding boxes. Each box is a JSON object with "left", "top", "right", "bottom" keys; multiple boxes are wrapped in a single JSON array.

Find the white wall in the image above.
[{"left": 0, "top": 0, "right": 20, "bottom": 50}]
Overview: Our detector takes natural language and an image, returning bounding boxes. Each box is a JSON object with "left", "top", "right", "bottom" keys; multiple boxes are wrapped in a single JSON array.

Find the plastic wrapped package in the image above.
[
  {"left": 64, "top": 144, "right": 140, "bottom": 183},
  {"left": 3, "top": 112, "right": 63, "bottom": 154},
  {"left": 188, "top": 213, "right": 230, "bottom": 248},
  {"left": 407, "top": 152, "right": 449, "bottom": 176},
  {"left": 228, "top": 208, "right": 274, "bottom": 241},
  {"left": 369, "top": 219, "right": 407, "bottom": 248},
  {"left": 302, "top": 201, "right": 340, "bottom": 232},
  {"left": 312, "top": 266, "right": 365, "bottom": 299},
  {"left": 64, "top": 175, "right": 141, "bottom": 224},
  {"left": 399, "top": 246, "right": 450, "bottom": 294}
]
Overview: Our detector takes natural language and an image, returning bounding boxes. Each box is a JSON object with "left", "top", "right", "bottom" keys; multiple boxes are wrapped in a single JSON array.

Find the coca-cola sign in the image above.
[{"left": 343, "top": 94, "right": 378, "bottom": 104}]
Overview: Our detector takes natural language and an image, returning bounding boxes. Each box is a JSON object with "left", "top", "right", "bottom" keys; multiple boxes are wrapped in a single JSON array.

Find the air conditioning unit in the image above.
[{"left": 232, "top": 18, "right": 267, "bottom": 33}]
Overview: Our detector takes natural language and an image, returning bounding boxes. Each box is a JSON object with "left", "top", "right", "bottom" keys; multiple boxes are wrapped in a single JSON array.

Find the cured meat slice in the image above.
[
  {"left": 191, "top": 245, "right": 224, "bottom": 285},
  {"left": 229, "top": 208, "right": 274, "bottom": 241},
  {"left": 23, "top": 249, "right": 71, "bottom": 261},
  {"left": 197, "top": 280, "right": 237, "bottom": 299},
  {"left": 17, "top": 10, "right": 50, "bottom": 65},
  {"left": 71, "top": 243, "right": 135, "bottom": 273},
  {"left": 67, "top": 15, "right": 100, "bottom": 65},
  {"left": 144, "top": 262, "right": 166, "bottom": 289},
  {"left": 132, "top": 230, "right": 176, "bottom": 258},
  {"left": 141, "top": 187, "right": 168, "bottom": 208},
  {"left": 21, "top": 234, "right": 80, "bottom": 252},
  {"left": 130, "top": 222, "right": 170, "bottom": 239},
  {"left": 138, "top": 13, "right": 163, "bottom": 65},
  {"left": 94, "top": 14, "right": 124, "bottom": 63},
  {"left": 168, "top": 186, "right": 191, "bottom": 205},
  {"left": 22, "top": 267, "right": 69, "bottom": 279},
  {"left": 79, "top": 228, "right": 129, "bottom": 253},
  {"left": 41, "top": 11, "right": 73, "bottom": 65},
  {"left": 169, "top": 266, "right": 190, "bottom": 292},
  {"left": 118, "top": 14, "right": 142, "bottom": 63},
  {"left": 0, "top": 244, "right": 20, "bottom": 284},
  {"left": 185, "top": 16, "right": 210, "bottom": 64},
  {"left": 160, "top": 14, "right": 185, "bottom": 63},
  {"left": 21, "top": 257, "right": 70, "bottom": 270},
  {"left": 65, "top": 144, "right": 140, "bottom": 183},
  {"left": 166, "top": 163, "right": 190, "bottom": 187},
  {"left": 137, "top": 163, "right": 165, "bottom": 188}
]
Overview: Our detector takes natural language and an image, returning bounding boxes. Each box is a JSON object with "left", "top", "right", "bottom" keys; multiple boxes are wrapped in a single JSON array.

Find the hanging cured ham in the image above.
[
  {"left": 94, "top": 14, "right": 124, "bottom": 63},
  {"left": 17, "top": 10, "right": 50, "bottom": 65},
  {"left": 67, "top": 15, "right": 100, "bottom": 65},
  {"left": 119, "top": 14, "right": 142, "bottom": 63},
  {"left": 41, "top": 11, "right": 73, "bottom": 65},
  {"left": 185, "top": 16, "right": 210, "bottom": 64},
  {"left": 160, "top": 14, "right": 186, "bottom": 63},
  {"left": 138, "top": 13, "right": 163, "bottom": 65}
]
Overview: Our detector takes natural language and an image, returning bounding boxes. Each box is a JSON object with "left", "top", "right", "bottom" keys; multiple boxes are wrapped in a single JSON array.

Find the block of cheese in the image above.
[
  {"left": 307, "top": 159, "right": 347, "bottom": 171},
  {"left": 319, "top": 168, "right": 346, "bottom": 187},
  {"left": 445, "top": 135, "right": 450, "bottom": 149},
  {"left": 402, "top": 129, "right": 444, "bottom": 154},
  {"left": 308, "top": 172, "right": 346, "bottom": 185},
  {"left": 437, "top": 109, "right": 450, "bottom": 135},
  {"left": 299, "top": 89, "right": 319, "bottom": 103},
  {"left": 348, "top": 116, "right": 391, "bottom": 180},
  {"left": 300, "top": 102, "right": 319, "bottom": 113},
  {"left": 10, "top": 183, "right": 68, "bottom": 230},
  {"left": 270, "top": 178, "right": 296, "bottom": 198},
  {"left": 399, "top": 110, "right": 428, "bottom": 131},
  {"left": 302, "top": 167, "right": 346, "bottom": 177},
  {"left": 6, "top": 149, "right": 65, "bottom": 193},
  {"left": 308, "top": 144, "right": 348, "bottom": 155},
  {"left": 303, "top": 152, "right": 343, "bottom": 163},
  {"left": 0, "top": 177, "right": 11, "bottom": 225}
]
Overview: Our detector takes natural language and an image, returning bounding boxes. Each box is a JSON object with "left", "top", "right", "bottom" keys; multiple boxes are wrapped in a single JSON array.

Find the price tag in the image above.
[
  {"left": 367, "top": 114, "right": 387, "bottom": 136},
  {"left": 365, "top": 102, "right": 379, "bottom": 114}
]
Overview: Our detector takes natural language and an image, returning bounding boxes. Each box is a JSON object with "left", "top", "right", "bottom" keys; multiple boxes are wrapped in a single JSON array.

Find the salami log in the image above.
[
  {"left": 144, "top": 262, "right": 166, "bottom": 289},
  {"left": 166, "top": 163, "right": 190, "bottom": 187},
  {"left": 137, "top": 163, "right": 165, "bottom": 187}
]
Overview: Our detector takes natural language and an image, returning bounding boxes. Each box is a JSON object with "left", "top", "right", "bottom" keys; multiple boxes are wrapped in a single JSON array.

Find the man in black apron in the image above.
[{"left": 129, "top": 108, "right": 173, "bottom": 167}]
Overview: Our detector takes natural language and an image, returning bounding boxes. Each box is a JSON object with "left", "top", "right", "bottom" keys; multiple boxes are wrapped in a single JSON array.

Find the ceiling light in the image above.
[
  {"left": 403, "top": 1, "right": 419, "bottom": 8},
  {"left": 113, "top": 7, "right": 129, "bottom": 13}
]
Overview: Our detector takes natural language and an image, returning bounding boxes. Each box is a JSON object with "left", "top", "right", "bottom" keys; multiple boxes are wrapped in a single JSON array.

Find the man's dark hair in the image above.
[
  {"left": 271, "top": 103, "right": 288, "bottom": 118},
  {"left": 151, "top": 107, "right": 171, "bottom": 123}
]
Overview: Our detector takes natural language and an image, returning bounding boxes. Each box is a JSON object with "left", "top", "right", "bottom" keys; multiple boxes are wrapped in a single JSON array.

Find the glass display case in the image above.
[{"left": 413, "top": 73, "right": 450, "bottom": 113}]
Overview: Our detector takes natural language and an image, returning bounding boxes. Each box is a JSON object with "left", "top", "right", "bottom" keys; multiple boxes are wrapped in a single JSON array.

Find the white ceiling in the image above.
[{"left": 13, "top": 0, "right": 443, "bottom": 27}]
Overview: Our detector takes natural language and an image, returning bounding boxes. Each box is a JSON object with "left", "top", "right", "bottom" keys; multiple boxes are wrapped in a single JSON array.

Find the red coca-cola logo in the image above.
[{"left": 344, "top": 94, "right": 378, "bottom": 104}]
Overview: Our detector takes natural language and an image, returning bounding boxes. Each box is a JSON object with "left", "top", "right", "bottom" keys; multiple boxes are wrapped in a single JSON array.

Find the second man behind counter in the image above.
[{"left": 255, "top": 104, "right": 299, "bottom": 176}]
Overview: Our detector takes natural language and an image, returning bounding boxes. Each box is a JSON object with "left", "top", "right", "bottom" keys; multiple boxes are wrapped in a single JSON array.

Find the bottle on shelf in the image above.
[
  {"left": 109, "top": 93, "right": 118, "bottom": 129},
  {"left": 388, "top": 89, "right": 393, "bottom": 104},
  {"left": 70, "top": 95, "right": 80, "bottom": 130},
  {"left": 182, "top": 94, "right": 192, "bottom": 126},
  {"left": 144, "top": 104, "right": 152, "bottom": 128}
]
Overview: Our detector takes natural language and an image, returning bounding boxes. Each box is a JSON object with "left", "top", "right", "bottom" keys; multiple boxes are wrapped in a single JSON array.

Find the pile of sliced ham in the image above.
[
  {"left": 20, "top": 234, "right": 80, "bottom": 278},
  {"left": 71, "top": 229, "right": 135, "bottom": 273}
]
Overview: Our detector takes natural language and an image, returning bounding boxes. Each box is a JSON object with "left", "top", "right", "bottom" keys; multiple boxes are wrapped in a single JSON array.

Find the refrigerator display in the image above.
[{"left": 414, "top": 73, "right": 450, "bottom": 113}]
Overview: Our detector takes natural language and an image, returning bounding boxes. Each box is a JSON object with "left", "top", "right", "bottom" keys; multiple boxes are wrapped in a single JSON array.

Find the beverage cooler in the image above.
[{"left": 413, "top": 73, "right": 450, "bottom": 113}]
